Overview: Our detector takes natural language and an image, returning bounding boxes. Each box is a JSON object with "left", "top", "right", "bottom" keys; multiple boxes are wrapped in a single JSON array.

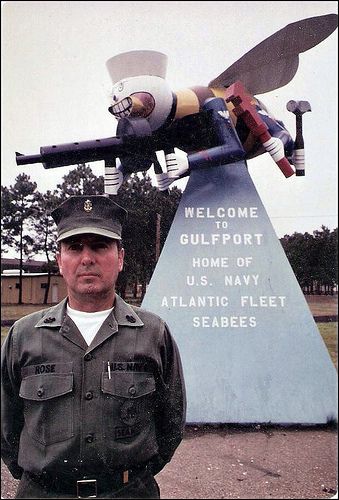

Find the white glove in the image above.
[
  {"left": 155, "top": 172, "right": 174, "bottom": 191},
  {"left": 165, "top": 152, "right": 189, "bottom": 179},
  {"left": 104, "top": 165, "right": 123, "bottom": 195}
]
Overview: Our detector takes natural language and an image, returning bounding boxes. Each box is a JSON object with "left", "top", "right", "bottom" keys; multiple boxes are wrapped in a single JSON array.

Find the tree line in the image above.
[
  {"left": 1, "top": 165, "right": 337, "bottom": 303},
  {"left": 1, "top": 165, "right": 181, "bottom": 303},
  {"left": 280, "top": 227, "right": 338, "bottom": 295}
]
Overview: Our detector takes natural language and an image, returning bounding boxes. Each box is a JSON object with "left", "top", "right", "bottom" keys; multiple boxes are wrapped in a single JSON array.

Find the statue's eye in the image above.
[{"left": 118, "top": 83, "right": 124, "bottom": 92}]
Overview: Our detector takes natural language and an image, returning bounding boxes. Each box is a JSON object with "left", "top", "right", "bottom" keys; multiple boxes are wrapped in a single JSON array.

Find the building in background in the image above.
[{"left": 1, "top": 258, "right": 66, "bottom": 304}]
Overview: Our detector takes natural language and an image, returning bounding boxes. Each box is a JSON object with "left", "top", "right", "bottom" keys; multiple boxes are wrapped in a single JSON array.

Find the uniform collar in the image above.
[
  {"left": 34, "top": 295, "right": 144, "bottom": 328},
  {"left": 85, "top": 296, "right": 144, "bottom": 353},
  {"left": 113, "top": 294, "right": 144, "bottom": 327},
  {"left": 35, "top": 298, "right": 68, "bottom": 328}
]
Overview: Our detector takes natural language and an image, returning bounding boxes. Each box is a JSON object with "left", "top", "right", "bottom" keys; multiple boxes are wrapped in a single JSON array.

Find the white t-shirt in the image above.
[{"left": 67, "top": 304, "right": 114, "bottom": 345}]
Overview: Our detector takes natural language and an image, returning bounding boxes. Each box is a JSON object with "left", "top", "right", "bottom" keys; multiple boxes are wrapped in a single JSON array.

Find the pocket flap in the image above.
[
  {"left": 20, "top": 374, "right": 73, "bottom": 401},
  {"left": 102, "top": 372, "right": 155, "bottom": 398}
]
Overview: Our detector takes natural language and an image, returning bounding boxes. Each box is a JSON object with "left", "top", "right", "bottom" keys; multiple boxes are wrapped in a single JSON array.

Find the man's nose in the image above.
[{"left": 80, "top": 246, "right": 95, "bottom": 265}]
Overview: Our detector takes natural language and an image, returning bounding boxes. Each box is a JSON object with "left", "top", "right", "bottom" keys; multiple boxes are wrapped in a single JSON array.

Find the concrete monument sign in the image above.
[{"left": 142, "top": 162, "right": 338, "bottom": 424}]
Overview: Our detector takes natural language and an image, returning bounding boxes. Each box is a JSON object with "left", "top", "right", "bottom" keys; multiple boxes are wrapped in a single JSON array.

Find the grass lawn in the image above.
[
  {"left": 1, "top": 304, "right": 52, "bottom": 321},
  {"left": 305, "top": 294, "right": 337, "bottom": 316},
  {"left": 318, "top": 322, "right": 337, "bottom": 369},
  {"left": 1, "top": 327, "right": 9, "bottom": 345}
]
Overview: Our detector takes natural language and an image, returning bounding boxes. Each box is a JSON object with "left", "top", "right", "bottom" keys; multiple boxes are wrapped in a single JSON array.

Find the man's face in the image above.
[{"left": 56, "top": 234, "right": 124, "bottom": 305}]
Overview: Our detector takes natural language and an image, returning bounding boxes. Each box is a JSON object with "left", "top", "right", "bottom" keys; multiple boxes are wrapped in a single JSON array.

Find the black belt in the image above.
[{"left": 27, "top": 467, "right": 147, "bottom": 497}]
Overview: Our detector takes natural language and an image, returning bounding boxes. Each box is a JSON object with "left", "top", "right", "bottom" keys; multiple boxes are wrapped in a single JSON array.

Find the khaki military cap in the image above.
[{"left": 51, "top": 195, "right": 127, "bottom": 242}]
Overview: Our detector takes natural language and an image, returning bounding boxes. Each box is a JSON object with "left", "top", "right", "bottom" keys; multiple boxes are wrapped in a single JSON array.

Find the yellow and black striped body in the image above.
[{"left": 173, "top": 86, "right": 271, "bottom": 156}]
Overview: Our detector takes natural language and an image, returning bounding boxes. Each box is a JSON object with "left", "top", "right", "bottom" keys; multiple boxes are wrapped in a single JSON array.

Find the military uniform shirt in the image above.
[{"left": 1, "top": 295, "right": 186, "bottom": 480}]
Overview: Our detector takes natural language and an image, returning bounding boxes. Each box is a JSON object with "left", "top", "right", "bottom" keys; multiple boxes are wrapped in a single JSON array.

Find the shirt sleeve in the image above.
[
  {"left": 1, "top": 327, "right": 24, "bottom": 479},
  {"left": 152, "top": 323, "right": 186, "bottom": 474}
]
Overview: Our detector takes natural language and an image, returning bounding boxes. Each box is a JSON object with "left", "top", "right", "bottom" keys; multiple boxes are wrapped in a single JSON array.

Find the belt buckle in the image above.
[{"left": 76, "top": 479, "right": 97, "bottom": 498}]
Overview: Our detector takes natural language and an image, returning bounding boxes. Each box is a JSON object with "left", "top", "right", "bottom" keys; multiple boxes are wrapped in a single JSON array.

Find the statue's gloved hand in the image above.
[
  {"left": 165, "top": 152, "right": 189, "bottom": 179},
  {"left": 155, "top": 172, "right": 174, "bottom": 191},
  {"left": 104, "top": 165, "right": 124, "bottom": 195}
]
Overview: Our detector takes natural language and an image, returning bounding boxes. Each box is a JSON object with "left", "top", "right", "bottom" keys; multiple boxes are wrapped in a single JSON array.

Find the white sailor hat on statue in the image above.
[
  {"left": 105, "top": 50, "right": 173, "bottom": 131},
  {"left": 106, "top": 50, "right": 168, "bottom": 83}
]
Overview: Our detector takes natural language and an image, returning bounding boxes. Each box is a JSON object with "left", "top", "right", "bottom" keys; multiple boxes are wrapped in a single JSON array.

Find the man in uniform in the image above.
[{"left": 1, "top": 195, "right": 186, "bottom": 499}]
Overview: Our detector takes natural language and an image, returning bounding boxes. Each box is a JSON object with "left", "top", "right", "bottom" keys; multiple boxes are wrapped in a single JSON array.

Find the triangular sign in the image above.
[{"left": 142, "top": 162, "right": 337, "bottom": 424}]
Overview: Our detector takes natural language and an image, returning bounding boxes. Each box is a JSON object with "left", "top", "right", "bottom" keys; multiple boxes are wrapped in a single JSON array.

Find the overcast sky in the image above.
[{"left": 2, "top": 1, "right": 338, "bottom": 238}]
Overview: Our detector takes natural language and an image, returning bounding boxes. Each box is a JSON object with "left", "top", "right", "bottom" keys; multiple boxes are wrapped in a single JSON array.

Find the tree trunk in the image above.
[
  {"left": 43, "top": 237, "right": 51, "bottom": 304},
  {"left": 133, "top": 281, "right": 138, "bottom": 299},
  {"left": 141, "top": 280, "right": 147, "bottom": 300},
  {"left": 18, "top": 220, "right": 23, "bottom": 304},
  {"left": 44, "top": 268, "right": 52, "bottom": 304}
]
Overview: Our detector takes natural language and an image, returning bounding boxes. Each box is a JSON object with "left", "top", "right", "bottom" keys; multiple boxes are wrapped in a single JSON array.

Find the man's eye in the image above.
[
  {"left": 92, "top": 242, "right": 109, "bottom": 250},
  {"left": 68, "top": 243, "right": 83, "bottom": 251}
]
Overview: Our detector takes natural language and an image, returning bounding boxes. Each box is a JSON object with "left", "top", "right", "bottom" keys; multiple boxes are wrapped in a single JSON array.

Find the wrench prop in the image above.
[{"left": 225, "top": 81, "right": 295, "bottom": 178}]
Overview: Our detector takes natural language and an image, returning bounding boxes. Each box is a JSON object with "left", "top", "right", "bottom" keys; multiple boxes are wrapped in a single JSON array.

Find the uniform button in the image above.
[
  {"left": 37, "top": 387, "right": 44, "bottom": 397},
  {"left": 85, "top": 391, "right": 93, "bottom": 400},
  {"left": 62, "top": 325, "right": 70, "bottom": 333},
  {"left": 126, "top": 315, "right": 136, "bottom": 323},
  {"left": 84, "top": 353, "right": 92, "bottom": 361},
  {"left": 128, "top": 386, "right": 136, "bottom": 396},
  {"left": 85, "top": 434, "right": 94, "bottom": 443}
]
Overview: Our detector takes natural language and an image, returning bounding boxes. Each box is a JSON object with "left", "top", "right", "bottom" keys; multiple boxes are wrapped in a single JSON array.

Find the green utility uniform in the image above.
[{"left": 1, "top": 295, "right": 186, "bottom": 498}]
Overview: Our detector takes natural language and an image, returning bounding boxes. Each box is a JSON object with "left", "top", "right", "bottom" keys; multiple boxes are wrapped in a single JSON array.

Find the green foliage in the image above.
[
  {"left": 113, "top": 172, "right": 181, "bottom": 298},
  {"left": 1, "top": 166, "right": 181, "bottom": 299},
  {"left": 56, "top": 163, "right": 104, "bottom": 199},
  {"left": 280, "top": 226, "right": 338, "bottom": 294},
  {"left": 1, "top": 173, "right": 38, "bottom": 252},
  {"left": 4, "top": 166, "right": 336, "bottom": 300},
  {"left": 29, "top": 190, "right": 61, "bottom": 303},
  {"left": 1, "top": 174, "right": 40, "bottom": 303}
]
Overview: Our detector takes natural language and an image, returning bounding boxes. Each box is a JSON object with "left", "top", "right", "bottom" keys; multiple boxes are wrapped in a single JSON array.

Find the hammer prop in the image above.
[{"left": 286, "top": 100, "right": 312, "bottom": 176}]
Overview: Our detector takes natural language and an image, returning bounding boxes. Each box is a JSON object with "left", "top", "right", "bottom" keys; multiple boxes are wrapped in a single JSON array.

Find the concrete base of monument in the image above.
[{"left": 142, "top": 161, "right": 338, "bottom": 424}]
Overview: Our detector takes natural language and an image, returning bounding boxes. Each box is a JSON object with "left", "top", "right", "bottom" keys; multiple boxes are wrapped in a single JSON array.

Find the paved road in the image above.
[{"left": 2, "top": 425, "right": 337, "bottom": 499}]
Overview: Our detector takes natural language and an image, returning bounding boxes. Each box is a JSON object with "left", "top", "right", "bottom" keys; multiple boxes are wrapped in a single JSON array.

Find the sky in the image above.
[{"left": 1, "top": 0, "right": 338, "bottom": 239}]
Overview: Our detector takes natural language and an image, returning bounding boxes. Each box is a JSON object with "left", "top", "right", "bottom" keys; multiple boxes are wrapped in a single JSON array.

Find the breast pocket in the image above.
[
  {"left": 101, "top": 372, "right": 156, "bottom": 441},
  {"left": 19, "top": 373, "right": 74, "bottom": 446}
]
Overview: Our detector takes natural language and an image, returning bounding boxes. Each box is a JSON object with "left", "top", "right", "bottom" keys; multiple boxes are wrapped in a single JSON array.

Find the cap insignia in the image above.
[{"left": 84, "top": 199, "right": 93, "bottom": 212}]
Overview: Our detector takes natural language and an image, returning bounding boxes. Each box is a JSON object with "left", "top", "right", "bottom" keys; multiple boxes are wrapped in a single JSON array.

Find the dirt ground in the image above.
[
  {"left": 1, "top": 424, "right": 337, "bottom": 499},
  {"left": 156, "top": 425, "right": 338, "bottom": 499}
]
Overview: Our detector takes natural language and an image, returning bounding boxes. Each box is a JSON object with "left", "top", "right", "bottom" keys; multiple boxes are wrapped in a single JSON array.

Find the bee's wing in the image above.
[{"left": 208, "top": 14, "right": 338, "bottom": 94}]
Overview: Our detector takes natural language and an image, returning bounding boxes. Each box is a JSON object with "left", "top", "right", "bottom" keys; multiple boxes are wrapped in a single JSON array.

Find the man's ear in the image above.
[
  {"left": 56, "top": 251, "right": 63, "bottom": 275},
  {"left": 118, "top": 248, "right": 125, "bottom": 272}
]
